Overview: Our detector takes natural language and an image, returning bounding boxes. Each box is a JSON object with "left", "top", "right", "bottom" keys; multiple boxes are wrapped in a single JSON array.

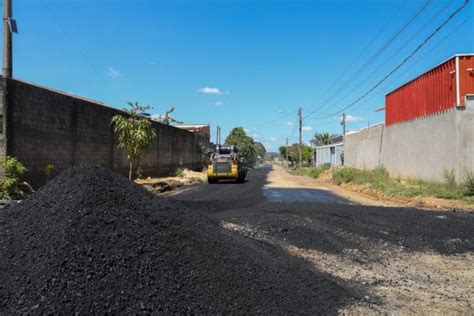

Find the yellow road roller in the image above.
[{"left": 207, "top": 145, "right": 247, "bottom": 184}]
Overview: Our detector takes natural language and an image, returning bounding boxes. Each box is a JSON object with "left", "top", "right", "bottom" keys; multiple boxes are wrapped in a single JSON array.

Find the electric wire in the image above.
[
  {"left": 308, "top": 0, "right": 409, "bottom": 107},
  {"left": 304, "top": 0, "right": 432, "bottom": 119},
  {"left": 309, "top": 0, "right": 470, "bottom": 120},
  {"left": 306, "top": 0, "right": 456, "bottom": 121}
]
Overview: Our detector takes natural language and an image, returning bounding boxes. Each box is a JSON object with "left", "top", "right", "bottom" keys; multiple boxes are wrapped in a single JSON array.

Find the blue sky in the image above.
[{"left": 11, "top": 0, "right": 474, "bottom": 151}]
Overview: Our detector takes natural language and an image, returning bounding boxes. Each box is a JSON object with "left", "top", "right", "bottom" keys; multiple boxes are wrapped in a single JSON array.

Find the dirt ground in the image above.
[
  {"left": 135, "top": 169, "right": 206, "bottom": 194},
  {"left": 175, "top": 165, "right": 474, "bottom": 314}
]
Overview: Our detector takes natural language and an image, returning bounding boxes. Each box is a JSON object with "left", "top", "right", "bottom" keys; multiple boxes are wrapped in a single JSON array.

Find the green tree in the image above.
[
  {"left": 281, "top": 143, "right": 312, "bottom": 163},
  {"left": 279, "top": 146, "right": 287, "bottom": 157},
  {"left": 111, "top": 102, "right": 157, "bottom": 180},
  {"left": 254, "top": 142, "right": 267, "bottom": 159},
  {"left": 224, "top": 127, "right": 257, "bottom": 167}
]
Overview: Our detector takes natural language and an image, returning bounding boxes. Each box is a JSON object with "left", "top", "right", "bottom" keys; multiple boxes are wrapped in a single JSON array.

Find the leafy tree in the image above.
[
  {"left": 111, "top": 102, "right": 157, "bottom": 180},
  {"left": 280, "top": 143, "right": 312, "bottom": 163},
  {"left": 254, "top": 142, "right": 267, "bottom": 158},
  {"left": 224, "top": 127, "right": 257, "bottom": 167},
  {"left": 279, "top": 146, "right": 287, "bottom": 157}
]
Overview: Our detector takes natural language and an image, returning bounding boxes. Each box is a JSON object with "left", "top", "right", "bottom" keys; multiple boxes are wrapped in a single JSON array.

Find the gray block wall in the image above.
[
  {"left": 0, "top": 78, "right": 208, "bottom": 187},
  {"left": 345, "top": 107, "right": 473, "bottom": 183}
]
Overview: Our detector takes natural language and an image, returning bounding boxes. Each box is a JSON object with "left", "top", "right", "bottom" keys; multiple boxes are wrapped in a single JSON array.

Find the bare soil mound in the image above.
[{"left": 0, "top": 165, "right": 355, "bottom": 314}]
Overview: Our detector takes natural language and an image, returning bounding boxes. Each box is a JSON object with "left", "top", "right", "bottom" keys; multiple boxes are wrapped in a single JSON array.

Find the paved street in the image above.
[
  {"left": 173, "top": 164, "right": 351, "bottom": 204},
  {"left": 172, "top": 165, "right": 474, "bottom": 314}
]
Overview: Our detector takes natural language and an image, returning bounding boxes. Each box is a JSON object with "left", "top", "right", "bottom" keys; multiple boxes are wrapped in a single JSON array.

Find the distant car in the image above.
[{"left": 207, "top": 145, "right": 247, "bottom": 184}]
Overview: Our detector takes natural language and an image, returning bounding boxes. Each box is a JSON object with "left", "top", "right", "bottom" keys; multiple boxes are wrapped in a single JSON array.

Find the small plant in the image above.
[
  {"left": 136, "top": 166, "right": 145, "bottom": 180},
  {"left": 333, "top": 167, "right": 358, "bottom": 184},
  {"left": 443, "top": 168, "right": 456, "bottom": 189},
  {"left": 463, "top": 171, "right": 474, "bottom": 197},
  {"left": 44, "top": 164, "right": 55, "bottom": 180},
  {"left": 111, "top": 102, "right": 157, "bottom": 180},
  {"left": 174, "top": 168, "right": 185, "bottom": 177},
  {"left": 1, "top": 157, "right": 27, "bottom": 199}
]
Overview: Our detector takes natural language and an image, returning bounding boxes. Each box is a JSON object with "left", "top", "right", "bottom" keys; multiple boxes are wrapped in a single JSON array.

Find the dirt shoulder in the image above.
[
  {"left": 280, "top": 165, "right": 474, "bottom": 211},
  {"left": 135, "top": 169, "right": 207, "bottom": 195}
]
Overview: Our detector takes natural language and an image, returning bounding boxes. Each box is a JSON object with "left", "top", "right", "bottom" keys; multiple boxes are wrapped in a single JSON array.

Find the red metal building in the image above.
[{"left": 385, "top": 54, "right": 474, "bottom": 125}]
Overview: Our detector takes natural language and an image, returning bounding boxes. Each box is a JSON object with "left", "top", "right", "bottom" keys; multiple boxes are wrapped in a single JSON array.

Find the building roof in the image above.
[{"left": 175, "top": 124, "right": 210, "bottom": 128}]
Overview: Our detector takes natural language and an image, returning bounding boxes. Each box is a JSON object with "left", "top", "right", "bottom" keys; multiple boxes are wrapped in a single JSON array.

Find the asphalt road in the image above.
[
  {"left": 172, "top": 165, "right": 474, "bottom": 313},
  {"left": 174, "top": 164, "right": 350, "bottom": 204}
]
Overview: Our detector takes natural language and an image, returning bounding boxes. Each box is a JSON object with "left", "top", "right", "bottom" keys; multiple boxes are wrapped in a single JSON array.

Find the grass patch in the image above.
[
  {"left": 332, "top": 166, "right": 472, "bottom": 202},
  {"left": 293, "top": 165, "right": 330, "bottom": 179}
]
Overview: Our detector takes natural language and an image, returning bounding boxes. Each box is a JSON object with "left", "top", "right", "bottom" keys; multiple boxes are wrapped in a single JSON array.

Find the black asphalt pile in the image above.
[{"left": 0, "top": 165, "right": 355, "bottom": 314}]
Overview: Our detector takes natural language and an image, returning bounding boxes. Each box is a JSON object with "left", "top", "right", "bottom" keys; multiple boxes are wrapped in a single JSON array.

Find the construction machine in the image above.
[{"left": 207, "top": 145, "right": 247, "bottom": 184}]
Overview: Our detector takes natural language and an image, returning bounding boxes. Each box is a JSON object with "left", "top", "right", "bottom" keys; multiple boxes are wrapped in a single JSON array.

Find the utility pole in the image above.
[
  {"left": 285, "top": 137, "right": 289, "bottom": 165},
  {"left": 298, "top": 107, "right": 302, "bottom": 168},
  {"left": 341, "top": 113, "right": 346, "bottom": 166},
  {"left": 341, "top": 112, "right": 346, "bottom": 137},
  {"left": 2, "top": 0, "right": 12, "bottom": 78},
  {"left": 215, "top": 125, "right": 220, "bottom": 146}
]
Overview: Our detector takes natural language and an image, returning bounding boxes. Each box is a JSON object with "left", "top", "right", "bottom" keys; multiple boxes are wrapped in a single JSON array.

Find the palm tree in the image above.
[{"left": 312, "top": 132, "right": 340, "bottom": 146}]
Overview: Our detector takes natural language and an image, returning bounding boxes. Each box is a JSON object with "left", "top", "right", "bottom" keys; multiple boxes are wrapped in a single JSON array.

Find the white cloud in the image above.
[
  {"left": 268, "top": 137, "right": 278, "bottom": 142},
  {"left": 343, "top": 115, "right": 365, "bottom": 122},
  {"left": 199, "top": 87, "right": 222, "bottom": 95},
  {"left": 252, "top": 134, "right": 259, "bottom": 138},
  {"left": 209, "top": 101, "right": 223, "bottom": 107},
  {"left": 286, "top": 121, "right": 293, "bottom": 126},
  {"left": 106, "top": 66, "right": 121, "bottom": 79},
  {"left": 302, "top": 126, "right": 313, "bottom": 132},
  {"left": 244, "top": 128, "right": 250, "bottom": 133}
]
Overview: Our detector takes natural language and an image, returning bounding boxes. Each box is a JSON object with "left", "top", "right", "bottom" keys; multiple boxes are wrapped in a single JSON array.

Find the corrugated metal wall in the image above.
[
  {"left": 315, "top": 143, "right": 343, "bottom": 167},
  {"left": 385, "top": 55, "right": 474, "bottom": 125},
  {"left": 459, "top": 55, "right": 474, "bottom": 103}
]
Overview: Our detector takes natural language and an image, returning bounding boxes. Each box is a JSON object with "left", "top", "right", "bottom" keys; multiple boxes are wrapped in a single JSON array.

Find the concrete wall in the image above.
[
  {"left": 0, "top": 78, "right": 208, "bottom": 187},
  {"left": 344, "top": 124, "right": 384, "bottom": 170},
  {"left": 345, "top": 108, "right": 473, "bottom": 183}
]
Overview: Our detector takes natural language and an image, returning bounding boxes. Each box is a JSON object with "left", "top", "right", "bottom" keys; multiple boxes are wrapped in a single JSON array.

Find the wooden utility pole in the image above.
[
  {"left": 298, "top": 107, "right": 302, "bottom": 167},
  {"left": 341, "top": 113, "right": 346, "bottom": 166},
  {"left": 341, "top": 113, "right": 346, "bottom": 136},
  {"left": 2, "top": 0, "right": 12, "bottom": 78}
]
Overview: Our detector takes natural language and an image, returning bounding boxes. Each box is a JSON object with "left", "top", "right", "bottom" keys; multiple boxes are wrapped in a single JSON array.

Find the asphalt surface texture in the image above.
[
  {"left": 0, "top": 165, "right": 358, "bottom": 314},
  {"left": 175, "top": 165, "right": 474, "bottom": 313},
  {"left": 1, "top": 165, "right": 472, "bottom": 314}
]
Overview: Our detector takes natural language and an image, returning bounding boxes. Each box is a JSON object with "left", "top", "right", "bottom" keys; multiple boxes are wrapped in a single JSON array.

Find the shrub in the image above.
[
  {"left": 293, "top": 165, "right": 330, "bottom": 179},
  {"left": 332, "top": 167, "right": 358, "bottom": 184},
  {"left": 1, "top": 157, "right": 27, "bottom": 199},
  {"left": 136, "top": 166, "right": 145, "bottom": 180},
  {"left": 174, "top": 168, "right": 185, "bottom": 177},
  {"left": 44, "top": 164, "right": 55, "bottom": 180},
  {"left": 463, "top": 171, "right": 474, "bottom": 197}
]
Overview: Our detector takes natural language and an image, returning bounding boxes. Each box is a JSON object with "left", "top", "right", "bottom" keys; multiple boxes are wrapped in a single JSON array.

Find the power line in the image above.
[
  {"left": 357, "top": 13, "right": 473, "bottom": 113},
  {"left": 305, "top": 0, "right": 432, "bottom": 119},
  {"left": 311, "top": 0, "right": 470, "bottom": 121},
  {"left": 306, "top": 0, "right": 456, "bottom": 121},
  {"left": 308, "top": 0, "right": 409, "bottom": 107}
]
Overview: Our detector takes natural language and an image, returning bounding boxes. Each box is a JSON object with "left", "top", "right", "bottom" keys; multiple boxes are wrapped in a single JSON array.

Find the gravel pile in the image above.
[{"left": 0, "top": 165, "right": 355, "bottom": 314}]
